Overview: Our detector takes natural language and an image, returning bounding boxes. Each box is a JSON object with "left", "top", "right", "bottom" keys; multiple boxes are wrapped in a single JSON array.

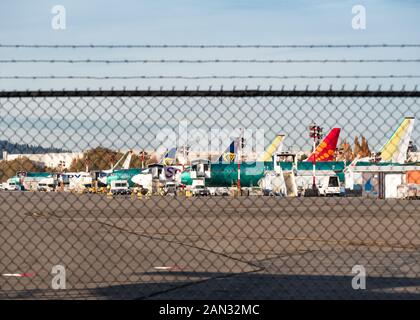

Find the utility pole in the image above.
[
  {"left": 85, "top": 158, "right": 89, "bottom": 173},
  {"left": 309, "top": 122, "right": 323, "bottom": 190},
  {"left": 237, "top": 129, "right": 244, "bottom": 196},
  {"left": 181, "top": 144, "right": 190, "bottom": 171}
]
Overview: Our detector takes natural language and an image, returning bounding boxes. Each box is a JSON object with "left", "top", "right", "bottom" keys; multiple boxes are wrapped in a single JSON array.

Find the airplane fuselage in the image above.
[{"left": 181, "top": 161, "right": 347, "bottom": 187}]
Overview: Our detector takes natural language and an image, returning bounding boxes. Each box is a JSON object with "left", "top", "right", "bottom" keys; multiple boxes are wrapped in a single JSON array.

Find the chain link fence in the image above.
[{"left": 0, "top": 89, "right": 419, "bottom": 299}]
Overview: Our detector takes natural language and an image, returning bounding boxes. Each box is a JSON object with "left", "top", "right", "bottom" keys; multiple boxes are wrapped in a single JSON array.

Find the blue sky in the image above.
[
  {"left": 1, "top": 0, "right": 419, "bottom": 43},
  {"left": 0, "top": 0, "right": 420, "bottom": 90},
  {"left": 0, "top": 1, "right": 419, "bottom": 151}
]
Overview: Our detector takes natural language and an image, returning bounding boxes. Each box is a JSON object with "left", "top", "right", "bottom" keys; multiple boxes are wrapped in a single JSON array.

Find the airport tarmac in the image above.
[{"left": 0, "top": 191, "right": 419, "bottom": 299}]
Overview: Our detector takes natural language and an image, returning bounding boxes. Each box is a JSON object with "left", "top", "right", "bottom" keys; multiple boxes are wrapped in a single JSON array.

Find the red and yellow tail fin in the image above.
[{"left": 306, "top": 128, "right": 341, "bottom": 162}]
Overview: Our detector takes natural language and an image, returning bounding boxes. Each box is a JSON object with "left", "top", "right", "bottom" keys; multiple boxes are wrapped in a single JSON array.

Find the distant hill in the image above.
[
  {"left": 0, "top": 140, "right": 67, "bottom": 160},
  {"left": 0, "top": 156, "right": 46, "bottom": 182},
  {"left": 69, "top": 147, "right": 150, "bottom": 171}
]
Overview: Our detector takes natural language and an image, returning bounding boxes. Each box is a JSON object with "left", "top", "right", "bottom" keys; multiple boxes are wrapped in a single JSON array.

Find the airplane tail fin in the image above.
[
  {"left": 160, "top": 147, "right": 177, "bottom": 166},
  {"left": 217, "top": 140, "right": 238, "bottom": 163},
  {"left": 122, "top": 151, "right": 133, "bottom": 170},
  {"left": 306, "top": 128, "right": 341, "bottom": 162},
  {"left": 257, "top": 134, "right": 285, "bottom": 162},
  {"left": 110, "top": 150, "right": 130, "bottom": 171},
  {"left": 379, "top": 117, "right": 415, "bottom": 163}
]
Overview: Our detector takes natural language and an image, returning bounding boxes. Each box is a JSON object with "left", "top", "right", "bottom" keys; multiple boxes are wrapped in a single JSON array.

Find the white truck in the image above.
[
  {"left": 191, "top": 180, "right": 210, "bottom": 197},
  {"left": 110, "top": 180, "right": 130, "bottom": 195},
  {"left": 318, "top": 176, "right": 341, "bottom": 197},
  {"left": 37, "top": 177, "right": 56, "bottom": 192},
  {"left": 207, "top": 187, "right": 229, "bottom": 196},
  {"left": 3, "top": 178, "right": 20, "bottom": 191},
  {"left": 163, "top": 181, "right": 177, "bottom": 196}
]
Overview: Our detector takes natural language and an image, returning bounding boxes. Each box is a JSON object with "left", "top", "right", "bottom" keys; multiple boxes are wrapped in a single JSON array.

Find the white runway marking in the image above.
[
  {"left": 154, "top": 266, "right": 183, "bottom": 271},
  {"left": 2, "top": 273, "right": 35, "bottom": 277}
]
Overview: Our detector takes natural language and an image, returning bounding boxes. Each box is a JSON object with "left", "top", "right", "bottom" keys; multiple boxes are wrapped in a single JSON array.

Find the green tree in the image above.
[
  {"left": 69, "top": 147, "right": 124, "bottom": 172},
  {"left": 69, "top": 147, "right": 152, "bottom": 172},
  {"left": 0, "top": 157, "right": 45, "bottom": 182},
  {"left": 360, "top": 136, "right": 371, "bottom": 158}
]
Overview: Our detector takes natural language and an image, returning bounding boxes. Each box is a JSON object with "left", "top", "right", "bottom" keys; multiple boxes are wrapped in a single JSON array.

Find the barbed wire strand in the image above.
[
  {"left": 1, "top": 59, "right": 420, "bottom": 64},
  {"left": 1, "top": 44, "right": 420, "bottom": 49},
  {"left": 2, "top": 75, "right": 420, "bottom": 80}
]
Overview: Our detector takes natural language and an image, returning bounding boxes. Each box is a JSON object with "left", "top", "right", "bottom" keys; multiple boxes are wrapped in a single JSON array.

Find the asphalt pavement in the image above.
[{"left": 0, "top": 191, "right": 419, "bottom": 299}]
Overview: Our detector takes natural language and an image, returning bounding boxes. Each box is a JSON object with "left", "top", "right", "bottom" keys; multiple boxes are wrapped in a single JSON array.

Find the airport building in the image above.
[{"left": 1, "top": 150, "right": 83, "bottom": 169}]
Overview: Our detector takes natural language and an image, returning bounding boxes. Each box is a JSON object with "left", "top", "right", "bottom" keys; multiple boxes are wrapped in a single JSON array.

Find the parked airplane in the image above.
[
  {"left": 96, "top": 150, "right": 133, "bottom": 183},
  {"left": 344, "top": 117, "right": 416, "bottom": 191},
  {"left": 131, "top": 138, "right": 244, "bottom": 190},
  {"left": 4, "top": 171, "right": 53, "bottom": 191},
  {"left": 350, "top": 117, "right": 415, "bottom": 164},
  {"left": 181, "top": 128, "right": 342, "bottom": 188},
  {"left": 130, "top": 148, "right": 182, "bottom": 189},
  {"left": 215, "top": 134, "right": 285, "bottom": 163},
  {"left": 57, "top": 153, "right": 133, "bottom": 190},
  {"left": 102, "top": 147, "right": 178, "bottom": 187},
  {"left": 57, "top": 171, "right": 92, "bottom": 190},
  {"left": 181, "top": 134, "right": 286, "bottom": 187}
]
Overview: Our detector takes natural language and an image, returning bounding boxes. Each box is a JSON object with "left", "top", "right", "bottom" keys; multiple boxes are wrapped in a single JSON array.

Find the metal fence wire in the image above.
[{"left": 0, "top": 89, "right": 419, "bottom": 299}]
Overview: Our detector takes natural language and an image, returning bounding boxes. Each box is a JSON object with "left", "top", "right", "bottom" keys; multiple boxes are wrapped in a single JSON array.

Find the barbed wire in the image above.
[
  {"left": 1, "top": 88, "right": 419, "bottom": 98},
  {"left": 1, "top": 44, "right": 420, "bottom": 49},
  {"left": 2, "top": 44, "right": 419, "bottom": 84},
  {"left": 1, "top": 59, "right": 420, "bottom": 64},
  {"left": 2, "top": 75, "right": 420, "bottom": 80}
]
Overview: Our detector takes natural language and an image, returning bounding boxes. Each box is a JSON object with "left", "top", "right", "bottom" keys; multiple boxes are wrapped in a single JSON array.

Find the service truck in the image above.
[{"left": 110, "top": 180, "right": 130, "bottom": 195}]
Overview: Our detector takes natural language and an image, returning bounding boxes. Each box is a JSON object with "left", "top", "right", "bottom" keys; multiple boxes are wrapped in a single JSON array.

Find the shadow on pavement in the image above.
[{"left": 102, "top": 272, "right": 420, "bottom": 300}]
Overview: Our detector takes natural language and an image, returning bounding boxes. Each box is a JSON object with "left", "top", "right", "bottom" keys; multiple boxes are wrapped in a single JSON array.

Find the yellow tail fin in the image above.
[
  {"left": 380, "top": 117, "right": 415, "bottom": 163},
  {"left": 257, "top": 135, "right": 285, "bottom": 162}
]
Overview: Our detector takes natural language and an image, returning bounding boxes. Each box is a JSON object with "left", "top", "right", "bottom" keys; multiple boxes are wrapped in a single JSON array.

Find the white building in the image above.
[{"left": 1, "top": 151, "right": 83, "bottom": 169}]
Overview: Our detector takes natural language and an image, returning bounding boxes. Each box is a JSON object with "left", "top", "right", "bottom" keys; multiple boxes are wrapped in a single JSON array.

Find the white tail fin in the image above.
[{"left": 122, "top": 151, "right": 133, "bottom": 170}]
